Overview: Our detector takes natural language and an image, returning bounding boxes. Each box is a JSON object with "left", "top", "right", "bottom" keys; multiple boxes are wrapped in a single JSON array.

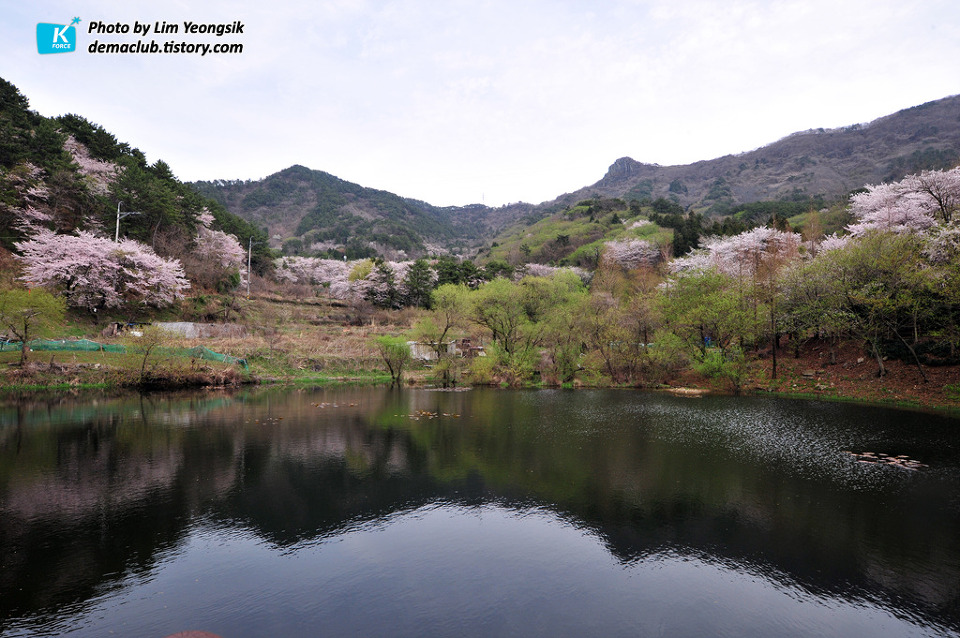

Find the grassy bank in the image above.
[{"left": 3, "top": 294, "right": 960, "bottom": 415}]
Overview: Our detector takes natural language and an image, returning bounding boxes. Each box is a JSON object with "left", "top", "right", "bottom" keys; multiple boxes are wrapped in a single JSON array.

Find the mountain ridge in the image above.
[{"left": 194, "top": 94, "right": 960, "bottom": 257}]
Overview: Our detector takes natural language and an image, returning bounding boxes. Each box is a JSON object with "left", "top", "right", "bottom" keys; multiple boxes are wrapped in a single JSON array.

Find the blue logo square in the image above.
[{"left": 37, "top": 23, "right": 77, "bottom": 54}]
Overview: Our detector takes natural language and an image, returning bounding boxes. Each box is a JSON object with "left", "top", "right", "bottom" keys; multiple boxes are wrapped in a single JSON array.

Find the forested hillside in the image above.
[
  {"left": 561, "top": 94, "right": 960, "bottom": 214},
  {"left": 2, "top": 74, "right": 960, "bottom": 405},
  {"left": 200, "top": 94, "right": 960, "bottom": 261},
  {"left": 0, "top": 76, "right": 270, "bottom": 315},
  {"left": 192, "top": 166, "right": 535, "bottom": 259}
]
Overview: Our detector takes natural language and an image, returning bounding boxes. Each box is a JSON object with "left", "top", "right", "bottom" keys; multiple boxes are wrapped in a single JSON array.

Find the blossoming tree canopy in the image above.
[
  {"left": 669, "top": 226, "right": 802, "bottom": 278},
  {"left": 847, "top": 167, "right": 960, "bottom": 235},
  {"left": 15, "top": 230, "right": 189, "bottom": 311}
]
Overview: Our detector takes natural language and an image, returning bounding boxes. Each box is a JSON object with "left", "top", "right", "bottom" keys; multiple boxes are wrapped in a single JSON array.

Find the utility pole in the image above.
[{"left": 115, "top": 202, "right": 140, "bottom": 242}]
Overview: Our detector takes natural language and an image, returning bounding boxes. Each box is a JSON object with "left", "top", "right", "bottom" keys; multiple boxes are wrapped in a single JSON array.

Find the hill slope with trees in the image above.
[
  {"left": 559, "top": 94, "right": 960, "bottom": 215},
  {"left": 192, "top": 166, "right": 536, "bottom": 259},
  {"left": 0, "top": 76, "right": 271, "bottom": 317},
  {"left": 198, "top": 94, "right": 960, "bottom": 261}
]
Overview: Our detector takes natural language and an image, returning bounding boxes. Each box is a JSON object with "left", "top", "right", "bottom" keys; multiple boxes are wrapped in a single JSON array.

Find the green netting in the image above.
[
  {"left": 159, "top": 345, "right": 249, "bottom": 370},
  {"left": 0, "top": 339, "right": 247, "bottom": 370}
]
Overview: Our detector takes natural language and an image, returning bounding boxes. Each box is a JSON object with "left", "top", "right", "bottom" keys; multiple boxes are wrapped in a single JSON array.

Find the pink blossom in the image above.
[
  {"left": 63, "top": 136, "right": 119, "bottom": 195},
  {"left": 923, "top": 226, "right": 960, "bottom": 264},
  {"left": 603, "top": 239, "right": 661, "bottom": 269},
  {"left": 817, "top": 234, "right": 850, "bottom": 253},
  {"left": 2, "top": 162, "right": 53, "bottom": 232},
  {"left": 196, "top": 225, "right": 245, "bottom": 270},
  {"left": 670, "top": 227, "right": 801, "bottom": 277},
  {"left": 197, "top": 210, "right": 216, "bottom": 227},
  {"left": 15, "top": 230, "right": 188, "bottom": 310},
  {"left": 901, "top": 167, "right": 960, "bottom": 224}
]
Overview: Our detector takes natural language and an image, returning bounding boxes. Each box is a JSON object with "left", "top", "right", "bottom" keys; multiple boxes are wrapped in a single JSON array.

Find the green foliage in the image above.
[
  {"left": 487, "top": 197, "right": 669, "bottom": 265},
  {"left": 0, "top": 78, "right": 71, "bottom": 173},
  {"left": 805, "top": 231, "right": 931, "bottom": 377},
  {"left": 658, "top": 268, "right": 759, "bottom": 360},
  {"left": 373, "top": 335, "right": 411, "bottom": 386},
  {"left": 649, "top": 211, "right": 704, "bottom": 256},
  {"left": 349, "top": 259, "right": 374, "bottom": 281},
  {"left": 435, "top": 256, "right": 482, "bottom": 287},
  {"left": 403, "top": 259, "right": 435, "bottom": 308},
  {"left": 56, "top": 113, "right": 133, "bottom": 161},
  {"left": 468, "top": 348, "right": 499, "bottom": 385},
  {"left": 692, "top": 346, "right": 748, "bottom": 392},
  {"left": 122, "top": 325, "right": 168, "bottom": 383},
  {"left": 463, "top": 273, "right": 586, "bottom": 385},
  {"left": 0, "top": 289, "right": 66, "bottom": 365}
]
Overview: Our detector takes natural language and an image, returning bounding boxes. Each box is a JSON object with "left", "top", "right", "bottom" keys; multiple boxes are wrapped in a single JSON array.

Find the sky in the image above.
[{"left": 3, "top": 1, "right": 960, "bottom": 207}]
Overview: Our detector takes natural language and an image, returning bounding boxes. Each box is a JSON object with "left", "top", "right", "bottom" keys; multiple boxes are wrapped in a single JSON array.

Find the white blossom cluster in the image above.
[
  {"left": 2, "top": 163, "right": 52, "bottom": 232},
  {"left": 847, "top": 167, "right": 960, "bottom": 236},
  {"left": 670, "top": 227, "right": 801, "bottom": 278},
  {"left": 602, "top": 238, "right": 661, "bottom": 270},
  {"left": 276, "top": 257, "right": 423, "bottom": 301},
  {"left": 16, "top": 230, "right": 189, "bottom": 310},
  {"left": 63, "top": 136, "right": 119, "bottom": 195}
]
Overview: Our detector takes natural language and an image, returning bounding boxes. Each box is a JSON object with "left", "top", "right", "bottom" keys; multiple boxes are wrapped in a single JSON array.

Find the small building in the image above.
[
  {"left": 407, "top": 341, "right": 457, "bottom": 361},
  {"left": 408, "top": 338, "right": 485, "bottom": 361}
]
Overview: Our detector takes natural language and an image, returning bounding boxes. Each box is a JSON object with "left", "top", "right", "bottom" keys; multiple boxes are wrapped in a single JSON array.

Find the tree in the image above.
[
  {"left": 123, "top": 325, "right": 167, "bottom": 384},
  {"left": 602, "top": 238, "right": 660, "bottom": 270},
  {"left": 15, "top": 230, "right": 189, "bottom": 312},
  {"left": 802, "top": 231, "right": 932, "bottom": 379},
  {"left": 192, "top": 211, "right": 246, "bottom": 291},
  {"left": 374, "top": 335, "right": 411, "bottom": 386},
  {"left": 471, "top": 278, "right": 531, "bottom": 358},
  {"left": 658, "top": 268, "right": 755, "bottom": 363},
  {"left": 402, "top": 259, "right": 436, "bottom": 308},
  {"left": 901, "top": 167, "right": 960, "bottom": 224},
  {"left": 412, "top": 284, "right": 469, "bottom": 387},
  {"left": 0, "top": 288, "right": 66, "bottom": 365},
  {"left": 365, "top": 261, "right": 400, "bottom": 309},
  {"left": 847, "top": 182, "right": 936, "bottom": 236}
]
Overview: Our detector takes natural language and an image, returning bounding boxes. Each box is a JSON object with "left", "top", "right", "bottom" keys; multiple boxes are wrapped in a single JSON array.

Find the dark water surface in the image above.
[{"left": 1, "top": 387, "right": 959, "bottom": 637}]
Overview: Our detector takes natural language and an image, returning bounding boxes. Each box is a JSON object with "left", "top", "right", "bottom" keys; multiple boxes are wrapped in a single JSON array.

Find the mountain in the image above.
[
  {"left": 191, "top": 166, "right": 534, "bottom": 259},
  {"left": 199, "top": 95, "right": 960, "bottom": 258},
  {"left": 558, "top": 94, "right": 960, "bottom": 214}
]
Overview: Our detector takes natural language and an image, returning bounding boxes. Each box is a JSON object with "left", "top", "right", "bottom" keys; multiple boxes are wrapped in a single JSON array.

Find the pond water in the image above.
[{"left": 1, "top": 387, "right": 959, "bottom": 637}]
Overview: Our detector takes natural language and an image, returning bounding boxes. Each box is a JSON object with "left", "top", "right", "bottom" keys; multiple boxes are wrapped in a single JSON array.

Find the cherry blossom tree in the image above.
[
  {"left": 901, "top": 167, "right": 960, "bottom": 224},
  {"left": 670, "top": 227, "right": 801, "bottom": 278},
  {"left": 602, "top": 238, "right": 661, "bottom": 270},
  {"left": 63, "top": 135, "right": 119, "bottom": 195},
  {"left": 15, "top": 230, "right": 189, "bottom": 311},
  {"left": 845, "top": 167, "right": 960, "bottom": 236},
  {"left": 816, "top": 233, "right": 850, "bottom": 253},
  {"left": 189, "top": 210, "right": 246, "bottom": 290},
  {"left": 1, "top": 163, "right": 52, "bottom": 234},
  {"left": 847, "top": 182, "right": 937, "bottom": 236}
]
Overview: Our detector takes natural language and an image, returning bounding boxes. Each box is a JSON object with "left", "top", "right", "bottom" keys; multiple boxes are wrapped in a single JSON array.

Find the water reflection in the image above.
[{"left": 1, "top": 388, "right": 958, "bottom": 637}]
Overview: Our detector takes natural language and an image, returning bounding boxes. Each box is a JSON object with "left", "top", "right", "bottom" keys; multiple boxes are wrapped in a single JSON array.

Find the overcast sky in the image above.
[{"left": 4, "top": 1, "right": 959, "bottom": 206}]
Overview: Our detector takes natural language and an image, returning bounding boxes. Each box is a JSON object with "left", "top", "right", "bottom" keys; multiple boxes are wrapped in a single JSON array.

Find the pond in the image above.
[{"left": 1, "top": 387, "right": 959, "bottom": 637}]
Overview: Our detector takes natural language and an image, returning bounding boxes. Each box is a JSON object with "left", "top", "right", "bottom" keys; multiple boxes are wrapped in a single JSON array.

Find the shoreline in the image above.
[{"left": 3, "top": 370, "right": 960, "bottom": 417}]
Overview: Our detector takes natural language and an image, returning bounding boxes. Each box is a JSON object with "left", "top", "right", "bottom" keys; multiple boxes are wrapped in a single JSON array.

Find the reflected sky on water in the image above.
[{"left": 1, "top": 387, "right": 958, "bottom": 637}]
